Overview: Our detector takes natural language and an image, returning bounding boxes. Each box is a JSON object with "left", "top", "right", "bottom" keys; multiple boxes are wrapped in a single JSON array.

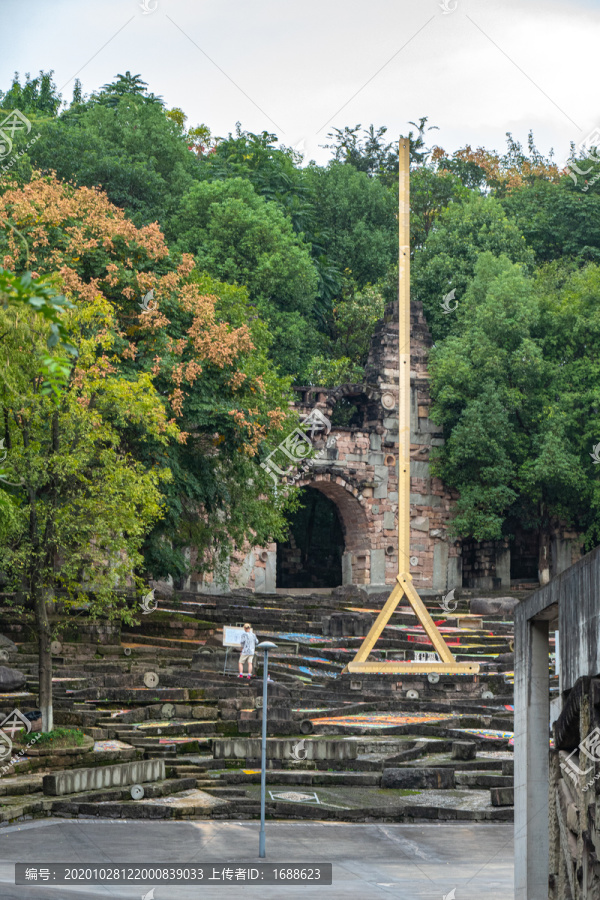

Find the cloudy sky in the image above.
[{"left": 2, "top": 0, "right": 598, "bottom": 165}]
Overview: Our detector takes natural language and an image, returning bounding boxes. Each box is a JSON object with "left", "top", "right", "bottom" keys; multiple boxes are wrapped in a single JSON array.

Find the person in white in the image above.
[{"left": 238, "top": 623, "right": 258, "bottom": 679}]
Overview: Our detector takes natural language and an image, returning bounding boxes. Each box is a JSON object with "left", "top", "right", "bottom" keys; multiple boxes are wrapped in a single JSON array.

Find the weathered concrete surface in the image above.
[
  {"left": 0, "top": 667, "right": 26, "bottom": 692},
  {"left": 212, "top": 738, "right": 357, "bottom": 761},
  {"left": 0, "top": 820, "right": 514, "bottom": 899},
  {"left": 381, "top": 767, "right": 455, "bottom": 789},
  {"left": 470, "top": 596, "right": 520, "bottom": 617},
  {"left": 451, "top": 741, "right": 477, "bottom": 760},
  {"left": 42, "top": 759, "right": 165, "bottom": 796}
]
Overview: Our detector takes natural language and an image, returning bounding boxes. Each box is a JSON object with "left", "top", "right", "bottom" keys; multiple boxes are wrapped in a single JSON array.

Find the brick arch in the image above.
[{"left": 297, "top": 473, "right": 373, "bottom": 585}]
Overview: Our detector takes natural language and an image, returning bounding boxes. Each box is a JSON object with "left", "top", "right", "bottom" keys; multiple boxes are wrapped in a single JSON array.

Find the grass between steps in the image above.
[{"left": 13, "top": 727, "right": 86, "bottom": 749}]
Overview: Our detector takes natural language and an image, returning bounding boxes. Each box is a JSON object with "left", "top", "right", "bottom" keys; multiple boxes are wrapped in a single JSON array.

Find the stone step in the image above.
[
  {"left": 455, "top": 772, "right": 513, "bottom": 789},
  {"left": 125, "top": 634, "right": 208, "bottom": 651},
  {"left": 222, "top": 770, "right": 381, "bottom": 787}
]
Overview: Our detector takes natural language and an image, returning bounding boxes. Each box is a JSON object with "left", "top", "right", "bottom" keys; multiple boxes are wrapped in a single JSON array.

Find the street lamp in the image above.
[{"left": 256, "top": 640, "right": 277, "bottom": 859}]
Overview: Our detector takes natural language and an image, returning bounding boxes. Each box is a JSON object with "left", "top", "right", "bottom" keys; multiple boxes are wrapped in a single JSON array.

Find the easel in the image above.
[{"left": 343, "top": 139, "right": 479, "bottom": 677}]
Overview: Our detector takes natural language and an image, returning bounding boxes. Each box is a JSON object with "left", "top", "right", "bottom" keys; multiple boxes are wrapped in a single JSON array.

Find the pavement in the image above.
[{"left": 0, "top": 818, "right": 513, "bottom": 899}]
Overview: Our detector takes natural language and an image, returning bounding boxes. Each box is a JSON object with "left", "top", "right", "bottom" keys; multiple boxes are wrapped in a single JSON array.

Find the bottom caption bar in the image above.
[{"left": 16, "top": 863, "right": 333, "bottom": 885}]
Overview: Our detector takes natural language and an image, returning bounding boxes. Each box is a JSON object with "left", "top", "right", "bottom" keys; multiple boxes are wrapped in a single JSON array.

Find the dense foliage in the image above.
[{"left": 4, "top": 67, "right": 600, "bottom": 593}]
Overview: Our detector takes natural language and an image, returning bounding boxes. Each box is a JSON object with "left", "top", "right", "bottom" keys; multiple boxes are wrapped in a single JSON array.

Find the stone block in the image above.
[
  {"left": 411, "top": 516, "right": 429, "bottom": 532},
  {"left": 370, "top": 434, "right": 382, "bottom": 451},
  {"left": 451, "top": 741, "right": 477, "bottom": 761},
  {"left": 383, "top": 512, "right": 395, "bottom": 530},
  {"left": 374, "top": 465, "right": 388, "bottom": 483},
  {"left": 264, "top": 551, "right": 276, "bottom": 593},
  {"left": 433, "top": 542, "right": 449, "bottom": 592},
  {"left": 254, "top": 567, "right": 266, "bottom": 593},
  {"left": 212, "top": 738, "right": 357, "bottom": 761},
  {"left": 368, "top": 452, "right": 384, "bottom": 466},
  {"left": 411, "top": 461, "right": 430, "bottom": 478},
  {"left": 342, "top": 551, "right": 353, "bottom": 585},
  {"left": 322, "top": 612, "right": 374, "bottom": 637},
  {"left": 370, "top": 548, "right": 386, "bottom": 585},
  {"left": 43, "top": 760, "right": 165, "bottom": 796},
  {"left": 0, "top": 666, "right": 27, "bottom": 692},
  {"left": 381, "top": 768, "right": 455, "bottom": 789},
  {"left": 490, "top": 787, "right": 514, "bottom": 807},
  {"left": 410, "top": 493, "right": 442, "bottom": 507},
  {"left": 470, "top": 597, "right": 520, "bottom": 618}
]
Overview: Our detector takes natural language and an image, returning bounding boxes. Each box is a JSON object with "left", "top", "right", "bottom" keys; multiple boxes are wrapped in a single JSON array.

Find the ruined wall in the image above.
[
  {"left": 169, "top": 300, "right": 579, "bottom": 596},
  {"left": 213, "top": 300, "right": 461, "bottom": 593}
]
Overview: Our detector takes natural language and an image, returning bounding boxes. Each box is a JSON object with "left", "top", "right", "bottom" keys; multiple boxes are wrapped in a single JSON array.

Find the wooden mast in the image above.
[{"left": 344, "top": 139, "right": 479, "bottom": 675}]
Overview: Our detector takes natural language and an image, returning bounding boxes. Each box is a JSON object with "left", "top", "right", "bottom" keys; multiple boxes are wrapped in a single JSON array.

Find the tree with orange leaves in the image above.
[{"left": 0, "top": 172, "right": 297, "bottom": 728}]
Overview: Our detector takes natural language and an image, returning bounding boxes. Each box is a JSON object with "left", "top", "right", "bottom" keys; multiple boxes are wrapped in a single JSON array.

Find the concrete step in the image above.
[{"left": 222, "top": 770, "right": 381, "bottom": 787}]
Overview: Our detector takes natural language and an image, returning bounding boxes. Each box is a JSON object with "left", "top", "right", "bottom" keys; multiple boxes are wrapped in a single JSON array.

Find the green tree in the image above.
[
  {"left": 1, "top": 171, "right": 296, "bottom": 589},
  {"left": 305, "top": 276, "right": 385, "bottom": 386},
  {"left": 429, "top": 253, "right": 591, "bottom": 583},
  {"left": 170, "top": 176, "right": 321, "bottom": 377},
  {"left": 0, "top": 268, "right": 171, "bottom": 733},
  {"left": 501, "top": 178, "right": 600, "bottom": 264},
  {"left": 304, "top": 163, "right": 397, "bottom": 288},
  {"left": 20, "top": 83, "right": 198, "bottom": 226},
  {"left": 0, "top": 70, "right": 62, "bottom": 116},
  {"left": 412, "top": 194, "right": 534, "bottom": 340}
]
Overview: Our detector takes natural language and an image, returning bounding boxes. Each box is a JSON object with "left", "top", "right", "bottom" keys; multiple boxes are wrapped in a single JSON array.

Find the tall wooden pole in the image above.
[
  {"left": 398, "top": 137, "right": 411, "bottom": 576},
  {"left": 343, "top": 137, "right": 479, "bottom": 675}
]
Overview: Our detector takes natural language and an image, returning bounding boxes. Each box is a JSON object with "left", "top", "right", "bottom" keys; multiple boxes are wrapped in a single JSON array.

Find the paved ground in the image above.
[{"left": 0, "top": 818, "right": 513, "bottom": 899}]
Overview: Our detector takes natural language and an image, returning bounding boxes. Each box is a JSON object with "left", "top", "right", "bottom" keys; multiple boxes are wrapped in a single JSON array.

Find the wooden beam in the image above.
[
  {"left": 400, "top": 573, "right": 455, "bottom": 664},
  {"left": 349, "top": 581, "right": 405, "bottom": 664},
  {"left": 398, "top": 136, "right": 411, "bottom": 575},
  {"left": 345, "top": 661, "right": 480, "bottom": 674},
  {"left": 344, "top": 139, "right": 474, "bottom": 677}
]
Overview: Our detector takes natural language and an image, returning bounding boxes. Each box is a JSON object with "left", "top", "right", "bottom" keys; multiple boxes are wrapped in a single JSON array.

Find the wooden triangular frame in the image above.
[{"left": 343, "top": 139, "right": 479, "bottom": 677}]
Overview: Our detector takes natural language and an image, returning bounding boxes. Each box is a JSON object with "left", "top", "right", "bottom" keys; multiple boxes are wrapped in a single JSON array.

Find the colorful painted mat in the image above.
[
  {"left": 274, "top": 654, "right": 341, "bottom": 667},
  {"left": 93, "top": 740, "right": 133, "bottom": 752},
  {"left": 267, "top": 632, "right": 335, "bottom": 644},
  {"left": 272, "top": 664, "right": 338, "bottom": 679},
  {"left": 458, "top": 728, "right": 514, "bottom": 741},
  {"left": 309, "top": 713, "right": 461, "bottom": 728}
]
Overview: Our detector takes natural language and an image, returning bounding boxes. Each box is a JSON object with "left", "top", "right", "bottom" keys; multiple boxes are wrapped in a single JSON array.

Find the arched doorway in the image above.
[{"left": 276, "top": 487, "right": 344, "bottom": 589}]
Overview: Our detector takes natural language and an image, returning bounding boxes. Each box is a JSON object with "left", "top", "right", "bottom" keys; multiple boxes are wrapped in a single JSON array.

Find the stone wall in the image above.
[
  {"left": 550, "top": 677, "right": 600, "bottom": 898},
  {"left": 219, "top": 300, "right": 460, "bottom": 593}
]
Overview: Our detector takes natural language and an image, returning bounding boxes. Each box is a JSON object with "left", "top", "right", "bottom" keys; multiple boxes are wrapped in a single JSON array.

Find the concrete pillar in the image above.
[
  {"left": 370, "top": 548, "right": 386, "bottom": 585},
  {"left": 342, "top": 551, "right": 353, "bottom": 585},
  {"left": 551, "top": 536, "right": 572, "bottom": 577},
  {"left": 432, "top": 542, "right": 449, "bottom": 592},
  {"left": 447, "top": 554, "right": 462, "bottom": 590},
  {"left": 496, "top": 546, "right": 511, "bottom": 588},
  {"left": 264, "top": 551, "right": 276, "bottom": 594},
  {"left": 514, "top": 617, "right": 550, "bottom": 900}
]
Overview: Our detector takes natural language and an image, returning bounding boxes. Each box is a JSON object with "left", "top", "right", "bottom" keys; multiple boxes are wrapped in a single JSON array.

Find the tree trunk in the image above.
[
  {"left": 35, "top": 593, "right": 53, "bottom": 733},
  {"left": 538, "top": 527, "right": 551, "bottom": 586}
]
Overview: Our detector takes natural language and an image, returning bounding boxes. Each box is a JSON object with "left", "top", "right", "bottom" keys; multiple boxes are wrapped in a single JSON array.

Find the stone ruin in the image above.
[{"left": 168, "top": 300, "right": 580, "bottom": 596}]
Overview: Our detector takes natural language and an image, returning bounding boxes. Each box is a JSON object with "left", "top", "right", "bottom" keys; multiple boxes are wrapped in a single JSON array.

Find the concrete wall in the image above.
[
  {"left": 43, "top": 759, "right": 165, "bottom": 796},
  {"left": 514, "top": 543, "right": 600, "bottom": 899}
]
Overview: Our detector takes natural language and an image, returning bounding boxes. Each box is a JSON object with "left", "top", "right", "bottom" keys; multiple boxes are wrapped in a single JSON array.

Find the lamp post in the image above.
[{"left": 256, "top": 640, "right": 277, "bottom": 859}]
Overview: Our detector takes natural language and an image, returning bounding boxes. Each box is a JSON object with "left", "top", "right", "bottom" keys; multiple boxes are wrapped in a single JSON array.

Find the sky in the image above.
[{"left": 1, "top": 0, "right": 599, "bottom": 165}]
